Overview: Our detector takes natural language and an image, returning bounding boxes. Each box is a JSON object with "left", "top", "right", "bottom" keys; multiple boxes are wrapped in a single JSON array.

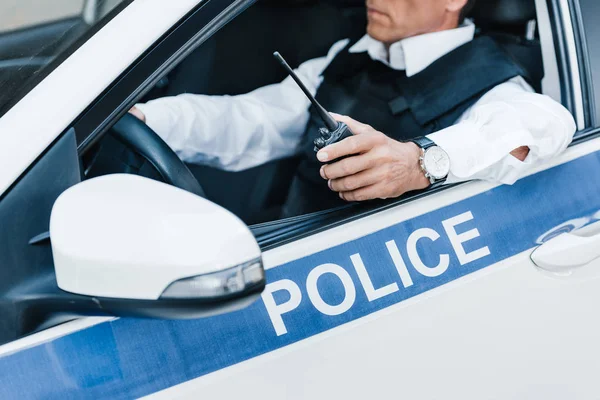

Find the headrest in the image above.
[{"left": 469, "top": 0, "right": 536, "bottom": 26}]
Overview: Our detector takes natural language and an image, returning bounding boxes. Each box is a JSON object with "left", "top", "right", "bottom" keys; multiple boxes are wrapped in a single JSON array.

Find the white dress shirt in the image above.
[{"left": 137, "top": 21, "right": 576, "bottom": 185}]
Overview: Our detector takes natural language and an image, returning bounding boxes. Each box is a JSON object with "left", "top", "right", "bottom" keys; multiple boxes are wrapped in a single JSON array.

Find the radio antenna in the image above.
[{"left": 273, "top": 51, "right": 338, "bottom": 132}]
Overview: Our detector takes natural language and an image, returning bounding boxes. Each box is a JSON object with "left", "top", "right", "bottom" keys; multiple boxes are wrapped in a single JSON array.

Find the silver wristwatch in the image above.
[{"left": 410, "top": 137, "right": 451, "bottom": 185}]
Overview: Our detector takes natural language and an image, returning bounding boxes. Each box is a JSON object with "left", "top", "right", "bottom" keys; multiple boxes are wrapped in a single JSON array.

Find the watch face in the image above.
[{"left": 423, "top": 146, "right": 450, "bottom": 180}]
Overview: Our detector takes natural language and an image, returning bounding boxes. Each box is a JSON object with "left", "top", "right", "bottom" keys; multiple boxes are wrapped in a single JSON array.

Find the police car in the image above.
[{"left": 0, "top": 0, "right": 599, "bottom": 398}]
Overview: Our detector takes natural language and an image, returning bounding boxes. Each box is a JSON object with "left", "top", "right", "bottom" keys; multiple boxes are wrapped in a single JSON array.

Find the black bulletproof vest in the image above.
[{"left": 286, "top": 36, "right": 528, "bottom": 216}]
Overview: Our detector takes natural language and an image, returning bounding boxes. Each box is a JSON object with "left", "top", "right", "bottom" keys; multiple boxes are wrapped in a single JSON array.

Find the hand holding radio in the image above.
[
  {"left": 273, "top": 52, "right": 429, "bottom": 202},
  {"left": 318, "top": 115, "right": 430, "bottom": 202}
]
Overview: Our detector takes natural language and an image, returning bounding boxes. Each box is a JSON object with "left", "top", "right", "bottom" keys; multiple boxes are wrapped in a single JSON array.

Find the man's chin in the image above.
[{"left": 366, "top": 25, "right": 396, "bottom": 44}]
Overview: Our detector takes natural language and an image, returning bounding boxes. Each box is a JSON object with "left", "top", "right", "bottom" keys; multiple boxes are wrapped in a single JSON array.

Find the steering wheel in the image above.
[{"left": 110, "top": 113, "right": 206, "bottom": 198}]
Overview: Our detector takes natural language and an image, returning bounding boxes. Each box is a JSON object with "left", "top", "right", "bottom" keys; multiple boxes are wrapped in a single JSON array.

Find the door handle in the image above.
[{"left": 531, "top": 232, "right": 600, "bottom": 274}]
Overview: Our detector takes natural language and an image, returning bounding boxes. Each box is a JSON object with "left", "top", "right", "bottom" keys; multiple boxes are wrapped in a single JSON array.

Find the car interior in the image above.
[{"left": 85, "top": 0, "right": 543, "bottom": 226}]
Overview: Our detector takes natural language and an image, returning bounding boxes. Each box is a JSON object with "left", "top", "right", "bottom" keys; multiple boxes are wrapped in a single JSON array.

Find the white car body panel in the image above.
[
  {"left": 148, "top": 247, "right": 600, "bottom": 400},
  {"left": 144, "top": 140, "right": 600, "bottom": 399}
]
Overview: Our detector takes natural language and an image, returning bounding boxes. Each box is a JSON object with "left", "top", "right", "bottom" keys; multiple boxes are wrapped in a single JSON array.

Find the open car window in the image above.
[
  {"left": 0, "top": 0, "right": 131, "bottom": 118},
  {"left": 80, "top": 0, "right": 575, "bottom": 249}
]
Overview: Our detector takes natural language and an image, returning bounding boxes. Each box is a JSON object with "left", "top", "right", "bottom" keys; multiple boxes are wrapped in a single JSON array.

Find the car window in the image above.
[
  {"left": 0, "top": 0, "right": 131, "bottom": 118},
  {"left": 83, "top": 0, "right": 569, "bottom": 242}
]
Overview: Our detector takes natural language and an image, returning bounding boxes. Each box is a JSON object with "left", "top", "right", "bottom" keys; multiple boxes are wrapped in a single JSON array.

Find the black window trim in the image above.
[
  {"left": 562, "top": 0, "right": 600, "bottom": 142},
  {"left": 568, "top": 0, "right": 596, "bottom": 128}
]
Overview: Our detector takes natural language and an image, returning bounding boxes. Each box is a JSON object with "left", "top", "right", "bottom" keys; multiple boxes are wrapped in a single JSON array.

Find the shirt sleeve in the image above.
[
  {"left": 136, "top": 39, "right": 350, "bottom": 172},
  {"left": 427, "top": 76, "right": 576, "bottom": 185}
]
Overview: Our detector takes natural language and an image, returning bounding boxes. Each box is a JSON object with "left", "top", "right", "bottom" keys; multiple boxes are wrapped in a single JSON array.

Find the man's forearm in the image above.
[
  {"left": 428, "top": 80, "right": 575, "bottom": 185},
  {"left": 131, "top": 40, "right": 349, "bottom": 172},
  {"left": 134, "top": 88, "right": 309, "bottom": 172}
]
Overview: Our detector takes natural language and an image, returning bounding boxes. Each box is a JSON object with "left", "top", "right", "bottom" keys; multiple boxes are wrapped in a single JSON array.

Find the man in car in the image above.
[{"left": 131, "top": 0, "right": 575, "bottom": 217}]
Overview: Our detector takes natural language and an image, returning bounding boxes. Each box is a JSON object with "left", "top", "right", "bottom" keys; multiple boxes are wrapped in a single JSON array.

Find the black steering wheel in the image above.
[{"left": 110, "top": 113, "right": 206, "bottom": 198}]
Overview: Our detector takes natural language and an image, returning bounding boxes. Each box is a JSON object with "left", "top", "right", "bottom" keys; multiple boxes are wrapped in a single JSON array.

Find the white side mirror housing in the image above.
[{"left": 50, "top": 175, "right": 264, "bottom": 306}]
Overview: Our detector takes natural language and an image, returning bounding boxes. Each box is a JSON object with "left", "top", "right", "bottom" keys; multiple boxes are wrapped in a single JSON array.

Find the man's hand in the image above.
[
  {"left": 317, "top": 115, "right": 430, "bottom": 202},
  {"left": 129, "top": 106, "right": 146, "bottom": 122}
]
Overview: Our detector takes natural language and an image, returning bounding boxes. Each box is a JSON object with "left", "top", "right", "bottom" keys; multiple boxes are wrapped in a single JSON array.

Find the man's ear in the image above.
[{"left": 446, "top": 0, "right": 469, "bottom": 13}]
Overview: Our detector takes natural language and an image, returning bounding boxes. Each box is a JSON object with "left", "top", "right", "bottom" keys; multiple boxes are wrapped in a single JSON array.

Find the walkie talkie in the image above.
[{"left": 273, "top": 52, "right": 354, "bottom": 158}]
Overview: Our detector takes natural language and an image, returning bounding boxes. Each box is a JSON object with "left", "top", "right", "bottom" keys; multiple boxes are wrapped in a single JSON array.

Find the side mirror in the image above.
[{"left": 49, "top": 174, "right": 265, "bottom": 319}]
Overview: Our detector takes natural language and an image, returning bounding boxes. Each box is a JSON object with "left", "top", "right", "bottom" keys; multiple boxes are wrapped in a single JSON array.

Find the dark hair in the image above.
[{"left": 459, "top": 0, "right": 477, "bottom": 24}]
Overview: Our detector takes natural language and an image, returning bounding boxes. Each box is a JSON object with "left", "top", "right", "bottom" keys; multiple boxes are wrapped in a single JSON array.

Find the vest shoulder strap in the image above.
[
  {"left": 321, "top": 35, "right": 530, "bottom": 127},
  {"left": 402, "top": 36, "right": 529, "bottom": 125}
]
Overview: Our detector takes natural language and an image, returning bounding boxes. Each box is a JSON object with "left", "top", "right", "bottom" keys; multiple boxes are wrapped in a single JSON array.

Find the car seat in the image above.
[
  {"left": 468, "top": 0, "right": 543, "bottom": 92},
  {"left": 162, "top": 0, "right": 364, "bottom": 97}
]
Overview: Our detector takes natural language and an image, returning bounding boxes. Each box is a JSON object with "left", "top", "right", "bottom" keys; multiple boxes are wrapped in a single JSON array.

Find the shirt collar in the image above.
[{"left": 349, "top": 20, "right": 476, "bottom": 77}]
